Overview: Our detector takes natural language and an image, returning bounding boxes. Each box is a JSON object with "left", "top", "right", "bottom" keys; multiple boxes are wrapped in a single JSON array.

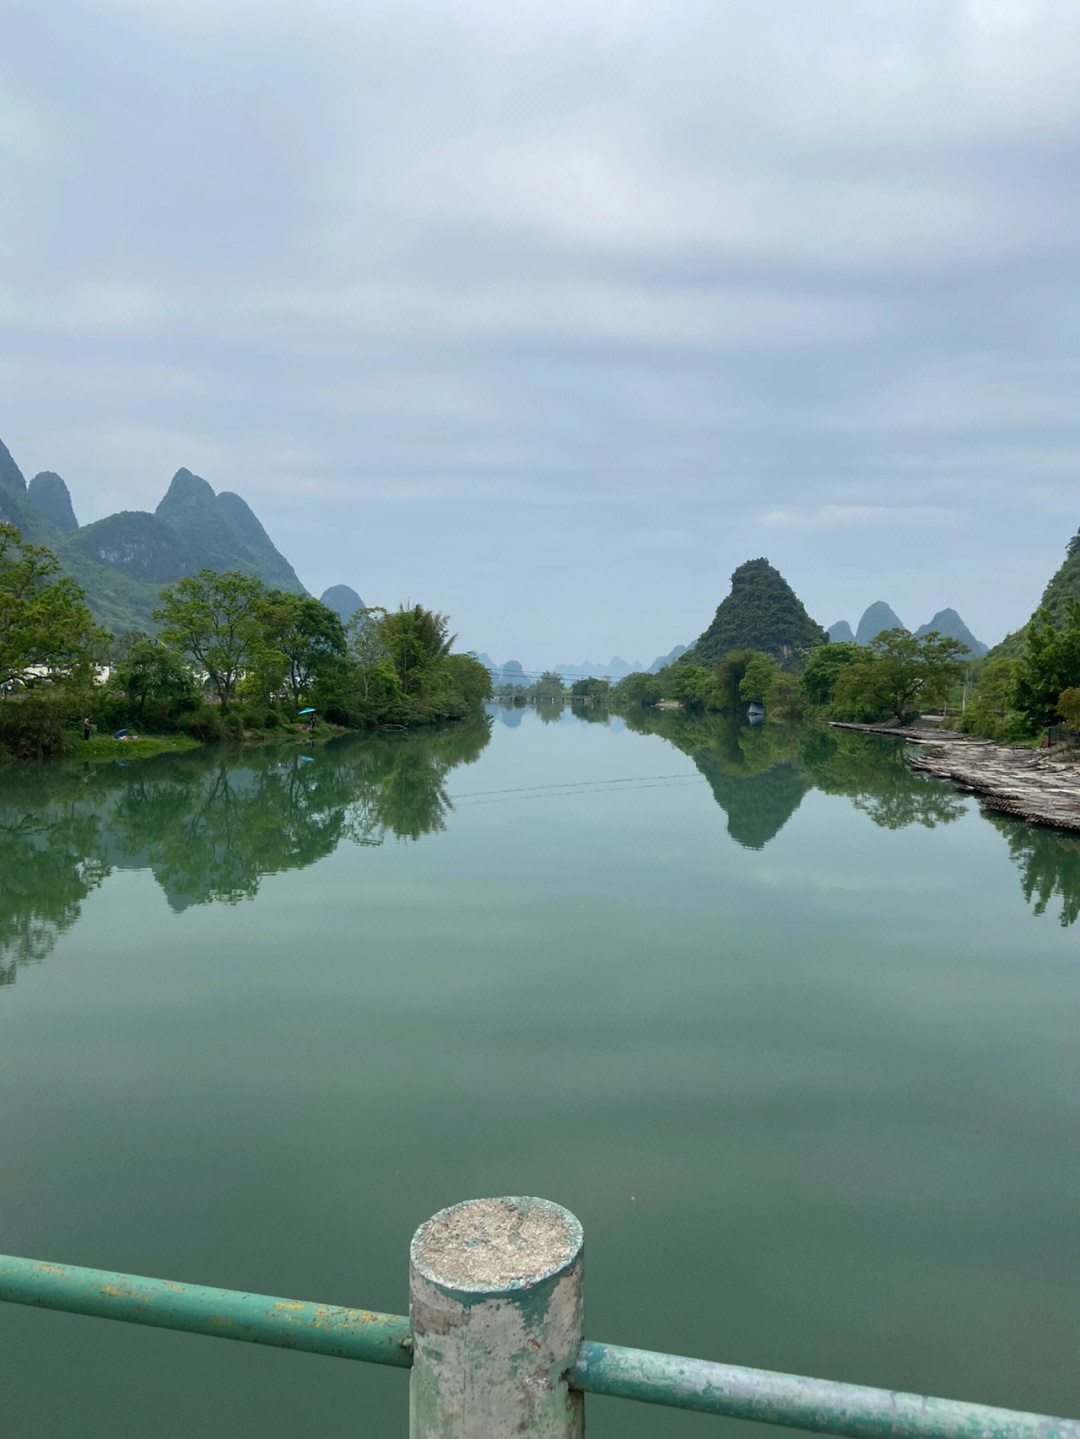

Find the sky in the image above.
[{"left": 2, "top": 0, "right": 1079, "bottom": 668}]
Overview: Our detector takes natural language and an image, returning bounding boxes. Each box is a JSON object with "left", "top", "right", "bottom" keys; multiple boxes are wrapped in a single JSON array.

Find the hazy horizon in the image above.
[{"left": 4, "top": 2, "right": 1078, "bottom": 664}]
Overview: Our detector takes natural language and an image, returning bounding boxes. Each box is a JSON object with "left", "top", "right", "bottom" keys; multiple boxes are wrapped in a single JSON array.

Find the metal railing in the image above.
[{"left": 3, "top": 1197, "right": 1078, "bottom": 1439}]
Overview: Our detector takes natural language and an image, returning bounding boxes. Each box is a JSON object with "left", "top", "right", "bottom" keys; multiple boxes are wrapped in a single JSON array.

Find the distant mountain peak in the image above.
[
  {"left": 156, "top": 467, "right": 217, "bottom": 514},
  {"left": 151, "top": 468, "right": 305, "bottom": 595},
  {"left": 320, "top": 585, "right": 366, "bottom": 622},
  {"left": 28, "top": 472, "right": 78, "bottom": 532},
  {"left": 914, "top": 608, "right": 986, "bottom": 656},
  {"left": 828, "top": 620, "right": 855, "bottom": 643},
  {"left": 855, "top": 601, "right": 905, "bottom": 646}
]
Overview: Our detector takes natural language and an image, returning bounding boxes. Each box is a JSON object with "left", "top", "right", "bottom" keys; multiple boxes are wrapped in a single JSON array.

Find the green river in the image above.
[{"left": 1, "top": 704, "right": 1078, "bottom": 1437}]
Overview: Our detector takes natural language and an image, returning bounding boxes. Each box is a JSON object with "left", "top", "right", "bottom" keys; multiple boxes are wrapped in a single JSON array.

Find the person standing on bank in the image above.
[{"left": 82, "top": 716, "right": 91, "bottom": 741}]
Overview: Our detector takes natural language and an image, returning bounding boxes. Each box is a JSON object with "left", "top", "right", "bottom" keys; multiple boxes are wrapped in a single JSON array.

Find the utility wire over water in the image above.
[{"left": 446, "top": 772, "right": 703, "bottom": 806}]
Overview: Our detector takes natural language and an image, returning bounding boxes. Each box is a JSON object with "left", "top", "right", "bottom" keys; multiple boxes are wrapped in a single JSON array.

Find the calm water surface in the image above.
[{"left": 2, "top": 705, "right": 1078, "bottom": 1437}]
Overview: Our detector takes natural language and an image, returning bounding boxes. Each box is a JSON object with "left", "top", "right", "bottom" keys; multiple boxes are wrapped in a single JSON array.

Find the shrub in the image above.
[
  {"left": 177, "top": 706, "right": 223, "bottom": 744},
  {"left": 0, "top": 691, "right": 74, "bottom": 759},
  {"left": 222, "top": 710, "right": 245, "bottom": 742}
]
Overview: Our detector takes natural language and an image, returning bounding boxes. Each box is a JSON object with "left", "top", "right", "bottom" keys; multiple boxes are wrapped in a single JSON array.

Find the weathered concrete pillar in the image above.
[{"left": 409, "top": 1196, "right": 584, "bottom": 1438}]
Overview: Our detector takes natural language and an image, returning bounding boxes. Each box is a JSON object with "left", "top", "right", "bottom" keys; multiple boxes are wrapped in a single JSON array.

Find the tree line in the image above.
[
  {"left": 0, "top": 523, "right": 490, "bottom": 758},
  {"left": 499, "top": 611, "right": 1080, "bottom": 745}
]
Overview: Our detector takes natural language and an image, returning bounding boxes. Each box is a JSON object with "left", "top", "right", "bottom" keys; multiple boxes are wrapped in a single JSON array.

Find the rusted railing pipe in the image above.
[
  {"left": 569, "top": 1341, "right": 1080, "bottom": 1438},
  {"left": 0, "top": 1254, "right": 412, "bottom": 1367},
  {"left": 3, "top": 1230, "right": 1080, "bottom": 1439}
]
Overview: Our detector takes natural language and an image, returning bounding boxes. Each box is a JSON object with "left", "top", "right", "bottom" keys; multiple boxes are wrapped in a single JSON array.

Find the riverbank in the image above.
[
  {"left": 0, "top": 714, "right": 347, "bottom": 766},
  {"left": 906, "top": 737, "right": 1080, "bottom": 832},
  {"left": 830, "top": 721, "right": 1080, "bottom": 833}
]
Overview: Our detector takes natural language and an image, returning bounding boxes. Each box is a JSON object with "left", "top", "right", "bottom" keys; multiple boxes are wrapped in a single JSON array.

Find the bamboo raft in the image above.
[{"left": 829, "top": 722, "right": 1080, "bottom": 833}]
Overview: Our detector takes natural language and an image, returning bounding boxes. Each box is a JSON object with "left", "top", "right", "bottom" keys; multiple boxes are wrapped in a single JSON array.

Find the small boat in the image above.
[{"left": 747, "top": 702, "right": 765, "bottom": 726}]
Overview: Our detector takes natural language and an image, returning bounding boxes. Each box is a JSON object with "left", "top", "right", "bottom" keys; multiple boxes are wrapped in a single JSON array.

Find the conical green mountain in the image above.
[
  {"left": 0, "top": 438, "right": 39, "bottom": 538},
  {"left": 682, "top": 558, "right": 827, "bottom": 665},
  {"left": 0, "top": 437, "right": 26, "bottom": 503},
  {"left": 855, "top": 601, "right": 905, "bottom": 645}
]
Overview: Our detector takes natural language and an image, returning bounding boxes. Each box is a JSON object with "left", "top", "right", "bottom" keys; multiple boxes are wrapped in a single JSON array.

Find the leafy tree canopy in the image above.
[
  {"left": 529, "top": 671, "right": 566, "bottom": 700},
  {"left": 154, "top": 569, "right": 265, "bottom": 708},
  {"left": 0, "top": 523, "right": 108, "bottom": 686},
  {"left": 254, "top": 590, "right": 345, "bottom": 705},
  {"left": 1015, "top": 600, "right": 1080, "bottom": 730},
  {"left": 738, "top": 654, "right": 778, "bottom": 704},
  {"left": 113, "top": 637, "right": 199, "bottom": 716},
  {"left": 378, "top": 604, "right": 455, "bottom": 696},
  {"left": 801, "top": 642, "right": 861, "bottom": 706},
  {"left": 830, "top": 629, "right": 968, "bottom": 723}
]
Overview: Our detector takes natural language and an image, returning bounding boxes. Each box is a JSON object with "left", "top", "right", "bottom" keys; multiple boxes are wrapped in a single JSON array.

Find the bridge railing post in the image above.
[{"left": 408, "top": 1196, "right": 584, "bottom": 1438}]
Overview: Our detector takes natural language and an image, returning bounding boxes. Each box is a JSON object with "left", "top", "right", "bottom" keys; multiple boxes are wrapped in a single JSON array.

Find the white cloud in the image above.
[{"left": 760, "top": 504, "right": 963, "bottom": 530}]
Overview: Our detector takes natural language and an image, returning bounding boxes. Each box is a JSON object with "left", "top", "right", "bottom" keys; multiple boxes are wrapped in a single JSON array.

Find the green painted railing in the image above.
[{"left": 3, "top": 1239, "right": 1079, "bottom": 1438}]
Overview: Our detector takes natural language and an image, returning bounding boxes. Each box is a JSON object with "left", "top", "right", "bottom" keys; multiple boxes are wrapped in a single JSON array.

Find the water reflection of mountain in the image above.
[
  {"left": 0, "top": 715, "right": 490, "bottom": 986},
  {"left": 491, "top": 703, "right": 524, "bottom": 727},
  {"left": 615, "top": 707, "right": 1080, "bottom": 924},
  {"left": 617, "top": 709, "right": 968, "bottom": 848},
  {"left": 620, "top": 708, "right": 812, "bottom": 849}
]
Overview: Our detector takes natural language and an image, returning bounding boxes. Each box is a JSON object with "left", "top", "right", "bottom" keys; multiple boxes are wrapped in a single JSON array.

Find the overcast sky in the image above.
[{"left": 3, "top": 0, "right": 1078, "bottom": 666}]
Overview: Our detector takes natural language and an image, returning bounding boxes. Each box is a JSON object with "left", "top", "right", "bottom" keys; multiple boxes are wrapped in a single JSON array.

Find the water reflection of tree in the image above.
[
  {"left": 799, "top": 729, "right": 967, "bottom": 831},
  {"left": 984, "top": 814, "right": 1080, "bottom": 927},
  {"left": 0, "top": 714, "right": 490, "bottom": 984},
  {"left": 0, "top": 775, "right": 110, "bottom": 985},
  {"left": 534, "top": 700, "right": 565, "bottom": 724}
]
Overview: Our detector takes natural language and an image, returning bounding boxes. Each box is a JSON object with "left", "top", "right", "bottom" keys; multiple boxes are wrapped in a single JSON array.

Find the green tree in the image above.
[
  {"left": 378, "top": 604, "right": 455, "bottom": 696},
  {"left": 154, "top": 570, "right": 265, "bottom": 709},
  {"left": 570, "top": 675, "right": 611, "bottom": 705},
  {"left": 344, "top": 607, "right": 393, "bottom": 703},
  {"left": 801, "top": 641, "right": 861, "bottom": 707},
  {"left": 0, "top": 523, "right": 108, "bottom": 686},
  {"left": 1015, "top": 602, "right": 1080, "bottom": 731},
  {"left": 832, "top": 629, "right": 967, "bottom": 722},
  {"left": 961, "top": 656, "right": 1023, "bottom": 740},
  {"left": 715, "top": 650, "right": 762, "bottom": 712},
  {"left": 1057, "top": 687, "right": 1080, "bottom": 731},
  {"left": 529, "top": 671, "right": 566, "bottom": 701},
  {"left": 738, "top": 654, "right": 777, "bottom": 705},
  {"left": 113, "top": 638, "right": 198, "bottom": 717},
  {"left": 830, "top": 653, "right": 894, "bottom": 722},
  {"left": 613, "top": 671, "right": 659, "bottom": 706},
  {"left": 669, "top": 663, "right": 719, "bottom": 711},
  {"left": 765, "top": 670, "right": 809, "bottom": 721},
  {"left": 255, "top": 591, "right": 345, "bottom": 705}
]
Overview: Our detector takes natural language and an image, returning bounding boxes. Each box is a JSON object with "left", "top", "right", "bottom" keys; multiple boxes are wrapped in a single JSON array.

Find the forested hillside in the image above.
[{"left": 681, "top": 558, "right": 828, "bottom": 665}]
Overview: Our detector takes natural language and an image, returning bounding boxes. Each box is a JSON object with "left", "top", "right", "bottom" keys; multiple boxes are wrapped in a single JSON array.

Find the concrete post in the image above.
[{"left": 409, "top": 1196, "right": 585, "bottom": 1438}]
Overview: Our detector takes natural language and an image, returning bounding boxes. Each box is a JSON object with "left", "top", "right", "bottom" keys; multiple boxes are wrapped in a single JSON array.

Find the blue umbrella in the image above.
[{"left": 298, "top": 707, "right": 316, "bottom": 715}]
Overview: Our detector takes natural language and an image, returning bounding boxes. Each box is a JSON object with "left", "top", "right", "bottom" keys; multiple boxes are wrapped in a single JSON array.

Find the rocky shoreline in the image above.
[{"left": 830, "top": 721, "right": 1080, "bottom": 833}]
